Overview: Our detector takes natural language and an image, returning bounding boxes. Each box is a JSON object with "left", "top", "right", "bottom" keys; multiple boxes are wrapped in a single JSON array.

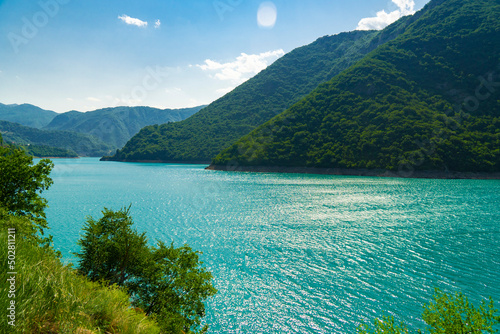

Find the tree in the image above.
[
  {"left": 422, "top": 288, "right": 500, "bottom": 333},
  {"left": 129, "top": 241, "right": 218, "bottom": 333},
  {"left": 0, "top": 142, "right": 54, "bottom": 240},
  {"left": 76, "top": 206, "right": 149, "bottom": 285},
  {"left": 358, "top": 289, "right": 500, "bottom": 333},
  {"left": 76, "top": 207, "right": 217, "bottom": 334}
]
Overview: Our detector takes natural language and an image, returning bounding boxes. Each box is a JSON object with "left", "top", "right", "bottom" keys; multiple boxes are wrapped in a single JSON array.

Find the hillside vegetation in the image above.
[
  {"left": 212, "top": 0, "right": 500, "bottom": 174},
  {"left": 0, "top": 136, "right": 216, "bottom": 333},
  {"left": 0, "top": 103, "right": 57, "bottom": 128},
  {"left": 104, "top": 25, "right": 418, "bottom": 162},
  {"left": 0, "top": 120, "right": 113, "bottom": 156},
  {"left": 45, "top": 106, "right": 204, "bottom": 148}
]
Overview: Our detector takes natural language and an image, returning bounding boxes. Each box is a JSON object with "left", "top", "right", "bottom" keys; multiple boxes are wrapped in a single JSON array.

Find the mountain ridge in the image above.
[
  {"left": 102, "top": 17, "right": 424, "bottom": 163},
  {"left": 44, "top": 105, "right": 204, "bottom": 148},
  {"left": 210, "top": 0, "right": 500, "bottom": 176}
]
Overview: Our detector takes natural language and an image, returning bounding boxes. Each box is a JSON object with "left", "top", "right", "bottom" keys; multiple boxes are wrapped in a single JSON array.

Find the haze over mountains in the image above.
[{"left": 0, "top": 104, "right": 204, "bottom": 156}]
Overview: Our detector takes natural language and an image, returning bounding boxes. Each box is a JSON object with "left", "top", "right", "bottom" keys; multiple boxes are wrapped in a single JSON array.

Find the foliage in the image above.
[
  {"left": 0, "top": 119, "right": 114, "bottom": 156},
  {"left": 23, "top": 144, "right": 78, "bottom": 158},
  {"left": 422, "top": 289, "right": 500, "bottom": 333},
  {"left": 357, "top": 289, "right": 500, "bottom": 333},
  {"left": 0, "top": 144, "right": 54, "bottom": 237},
  {"left": 76, "top": 206, "right": 149, "bottom": 285},
  {"left": 76, "top": 207, "right": 217, "bottom": 334},
  {"left": 105, "top": 27, "right": 412, "bottom": 162},
  {"left": 212, "top": 0, "right": 500, "bottom": 173},
  {"left": 0, "top": 227, "right": 161, "bottom": 333},
  {"left": 0, "top": 141, "right": 160, "bottom": 332},
  {"left": 45, "top": 105, "right": 204, "bottom": 149}
]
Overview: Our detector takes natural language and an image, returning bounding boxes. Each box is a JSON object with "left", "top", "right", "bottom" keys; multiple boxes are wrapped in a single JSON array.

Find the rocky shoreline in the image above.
[{"left": 206, "top": 164, "right": 500, "bottom": 180}]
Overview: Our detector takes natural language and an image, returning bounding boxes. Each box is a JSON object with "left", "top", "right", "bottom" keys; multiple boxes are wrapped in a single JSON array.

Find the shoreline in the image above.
[
  {"left": 35, "top": 156, "right": 80, "bottom": 159},
  {"left": 99, "top": 157, "right": 211, "bottom": 164},
  {"left": 206, "top": 164, "right": 500, "bottom": 180}
]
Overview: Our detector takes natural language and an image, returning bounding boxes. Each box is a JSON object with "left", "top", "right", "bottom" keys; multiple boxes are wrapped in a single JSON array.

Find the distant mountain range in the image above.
[
  {"left": 0, "top": 104, "right": 205, "bottom": 156},
  {"left": 0, "top": 103, "right": 57, "bottom": 128},
  {"left": 44, "top": 106, "right": 203, "bottom": 148}
]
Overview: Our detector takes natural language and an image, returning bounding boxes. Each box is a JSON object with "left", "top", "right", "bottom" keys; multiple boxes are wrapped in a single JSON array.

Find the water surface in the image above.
[{"left": 40, "top": 158, "right": 500, "bottom": 333}]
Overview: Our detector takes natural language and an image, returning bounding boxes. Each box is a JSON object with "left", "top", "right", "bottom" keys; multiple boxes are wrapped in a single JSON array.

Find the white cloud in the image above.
[
  {"left": 118, "top": 14, "right": 148, "bottom": 28},
  {"left": 356, "top": 0, "right": 415, "bottom": 31},
  {"left": 155, "top": 19, "right": 161, "bottom": 29},
  {"left": 216, "top": 87, "right": 235, "bottom": 95},
  {"left": 87, "top": 97, "right": 101, "bottom": 102},
  {"left": 197, "top": 49, "right": 285, "bottom": 84}
]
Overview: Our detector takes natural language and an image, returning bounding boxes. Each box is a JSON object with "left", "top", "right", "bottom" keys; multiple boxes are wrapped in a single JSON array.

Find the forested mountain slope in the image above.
[
  {"left": 211, "top": 0, "right": 500, "bottom": 175},
  {"left": 104, "top": 23, "right": 417, "bottom": 162},
  {"left": 0, "top": 103, "right": 57, "bottom": 128},
  {"left": 44, "top": 106, "right": 203, "bottom": 149},
  {"left": 0, "top": 120, "right": 113, "bottom": 156}
]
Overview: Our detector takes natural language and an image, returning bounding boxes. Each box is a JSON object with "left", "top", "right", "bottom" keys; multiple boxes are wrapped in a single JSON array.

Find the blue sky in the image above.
[{"left": 0, "top": 0, "right": 430, "bottom": 113}]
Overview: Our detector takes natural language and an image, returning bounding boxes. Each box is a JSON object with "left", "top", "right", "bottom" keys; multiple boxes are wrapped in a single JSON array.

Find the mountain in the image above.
[
  {"left": 23, "top": 144, "right": 78, "bottom": 158},
  {"left": 210, "top": 0, "right": 500, "bottom": 175},
  {"left": 44, "top": 106, "right": 204, "bottom": 149},
  {"left": 0, "top": 103, "right": 57, "bottom": 128},
  {"left": 103, "top": 22, "right": 424, "bottom": 163},
  {"left": 0, "top": 120, "right": 114, "bottom": 157}
]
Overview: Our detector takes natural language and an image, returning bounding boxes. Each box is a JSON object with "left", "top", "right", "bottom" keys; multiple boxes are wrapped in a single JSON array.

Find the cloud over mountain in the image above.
[
  {"left": 356, "top": 0, "right": 415, "bottom": 30},
  {"left": 197, "top": 49, "right": 285, "bottom": 84}
]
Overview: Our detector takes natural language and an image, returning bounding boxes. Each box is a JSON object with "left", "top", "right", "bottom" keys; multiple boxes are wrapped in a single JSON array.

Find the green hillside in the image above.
[
  {"left": 103, "top": 25, "right": 417, "bottom": 162},
  {"left": 211, "top": 0, "right": 500, "bottom": 174},
  {"left": 23, "top": 144, "right": 78, "bottom": 158},
  {"left": 45, "top": 106, "right": 204, "bottom": 149},
  {"left": 0, "top": 103, "right": 57, "bottom": 128},
  {"left": 0, "top": 120, "right": 113, "bottom": 156}
]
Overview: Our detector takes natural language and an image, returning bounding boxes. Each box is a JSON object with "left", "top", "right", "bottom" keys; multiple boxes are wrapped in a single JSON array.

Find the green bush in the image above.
[
  {"left": 358, "top": 289, "right": 500, "bottom": 333},
  {"left": 0, "top": 225, "right": 160, "bottom": 333}
]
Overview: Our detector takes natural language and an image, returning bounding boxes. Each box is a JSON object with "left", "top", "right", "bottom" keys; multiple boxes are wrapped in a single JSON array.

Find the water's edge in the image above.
[{"left": 206, "top": 164, "right": 500, "bottom": 179}]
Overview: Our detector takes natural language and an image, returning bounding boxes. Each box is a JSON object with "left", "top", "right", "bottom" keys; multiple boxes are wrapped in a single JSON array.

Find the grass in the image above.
[{"left": 0, "top": 216, "right": 161, "bottom": 333}]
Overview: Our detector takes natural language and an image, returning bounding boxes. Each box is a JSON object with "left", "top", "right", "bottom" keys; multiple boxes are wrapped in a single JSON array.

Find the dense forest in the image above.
[
  {"left": 103, "top": 20, "right": 423, "bottom": 162},
  {"left": 0, "top": 120, "right": 113, "bottom": 156},
  {"left": 212, "top": 0, "right": 500, "bottom": 174},
  {"left": 23, "top": 144, "right": 78, "bottom": 158}
]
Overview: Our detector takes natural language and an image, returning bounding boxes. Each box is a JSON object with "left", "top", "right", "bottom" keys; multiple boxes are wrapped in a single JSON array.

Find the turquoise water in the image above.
[{"left": 40, "top": 158, "right": 500, "bottom": 333}]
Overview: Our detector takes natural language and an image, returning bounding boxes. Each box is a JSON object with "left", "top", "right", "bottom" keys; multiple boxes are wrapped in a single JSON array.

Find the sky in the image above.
[{"left": 0, "top": 0, "right": 430, "bottom": 113}]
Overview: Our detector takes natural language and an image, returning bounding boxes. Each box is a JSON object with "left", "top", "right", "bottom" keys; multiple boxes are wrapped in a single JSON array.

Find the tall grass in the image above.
[{"left": 0, "top": 226, "right": 161, "bottom": 333}]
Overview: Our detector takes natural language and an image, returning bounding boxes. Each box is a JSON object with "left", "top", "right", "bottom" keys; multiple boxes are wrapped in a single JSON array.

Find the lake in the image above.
[{"left": 39, "top": 158, "right": 500, "bottom": 333}]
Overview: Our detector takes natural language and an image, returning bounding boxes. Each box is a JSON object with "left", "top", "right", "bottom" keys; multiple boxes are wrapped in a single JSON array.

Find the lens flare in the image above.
[{"left": 257, "top": 2, "right": 277, "bottom": 29}]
